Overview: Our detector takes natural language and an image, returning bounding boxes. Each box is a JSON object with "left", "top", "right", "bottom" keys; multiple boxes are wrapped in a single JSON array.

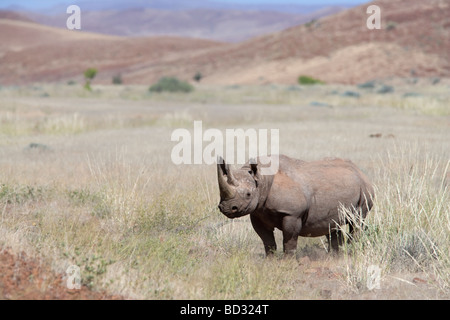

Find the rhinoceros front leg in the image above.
[
  {"left": 282, "top": 215, "right": 302, "bottom": 256},
  {"left": 250, "top": 215, "right": 276, "bottom": 256}
]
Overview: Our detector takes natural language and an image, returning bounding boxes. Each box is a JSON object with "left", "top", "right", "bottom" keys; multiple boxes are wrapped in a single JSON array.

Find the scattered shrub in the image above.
[
  {"left": 431, "top": 77, "right": 440, "bottom": 85},
  {"left": 357, "top": 81, "right": 376, "bottom": 89},
  {"left": 25, "top": 143, "right": 51, "bottom": 152},
  {"left": 305, "top": 19, "right": 319, "bottom": 29},
  {"left": 403, "top": 92, "right": 422, "bottom": 98},
  {"left": 286, "top": 85, "right": 302, "bottom": 92},
  {"left": 341, "top": 91, "right": 360, "bottom": 98},
  {"left": 84, "top": 68, "right": 97, "bottom": 91},
  {"left": 298, "top": 75, "right": 325, "bottom": 85},
  {"left": 386, "top": 21, "right": 397, "bottom": 31},
  {"left": 377, "top": 85, "right": 394, "bottom": 94},
  {"left": 112, "top": 74, "right": 123, "bottom": 85},
  {"left": 84, "top": 68, "right": 97, "bottom": 80},
  {"left": 149, "top": 77, "right": 194, "bottom": 93},
  {"left": 309, "top": 101, "right": 332, "bottom": 108},
  {"left": 193, "top": 72, "right": 203, "bottom": 83}
]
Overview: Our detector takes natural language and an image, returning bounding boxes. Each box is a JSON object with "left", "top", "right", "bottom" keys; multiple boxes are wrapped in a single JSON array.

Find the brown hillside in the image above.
[
  {"left": 0, "top": 18, "right": 224, "bottom": 85},
  {"left": 0, "top": 10, "right": 34, "bottom": 23},
  {"left": 0, "top": 0, "right": 448, "bottom": 85},
  {"left": 143, "top": 0, "right": 449, "bottom": 85}
]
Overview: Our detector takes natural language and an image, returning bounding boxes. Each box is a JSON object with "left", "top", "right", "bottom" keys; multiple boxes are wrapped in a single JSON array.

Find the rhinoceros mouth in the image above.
[
  {"left": 224, "top": 211, "right": 246, "bottom": 219},
  {"left": 223, "top": 204, "right": 252, "bottom": 219}
]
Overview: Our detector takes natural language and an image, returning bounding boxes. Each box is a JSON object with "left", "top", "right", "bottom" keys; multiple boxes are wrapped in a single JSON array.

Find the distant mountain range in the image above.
[
  {"left": 69, "top": 0, "right": 351, "bottom": 13},
  {"left": 23, "top": 6, "right": 344, "bottom": 42},
  {"left": 3, "top": 0, "right": 356, "bottom": 14}
]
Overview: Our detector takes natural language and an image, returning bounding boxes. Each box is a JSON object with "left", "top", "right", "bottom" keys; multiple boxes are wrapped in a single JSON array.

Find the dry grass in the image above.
[{"left": 0, "top": 83, "right": 449, "bottom": 299}]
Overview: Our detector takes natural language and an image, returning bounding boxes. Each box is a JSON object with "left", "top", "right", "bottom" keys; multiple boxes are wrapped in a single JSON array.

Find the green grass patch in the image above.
[{"left": 298, "top": 75, "right": 325, "bottom": 85}]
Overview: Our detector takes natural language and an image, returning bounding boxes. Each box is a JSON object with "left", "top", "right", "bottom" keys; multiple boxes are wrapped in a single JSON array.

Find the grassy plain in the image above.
[{"left": 0, "top": 81, "right": 449, "bottom": 299}]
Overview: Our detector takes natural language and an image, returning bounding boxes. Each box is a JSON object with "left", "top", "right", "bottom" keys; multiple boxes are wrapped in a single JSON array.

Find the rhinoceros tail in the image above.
[{"left": 358, "top": 183, "right": 374, "bottom": 220}]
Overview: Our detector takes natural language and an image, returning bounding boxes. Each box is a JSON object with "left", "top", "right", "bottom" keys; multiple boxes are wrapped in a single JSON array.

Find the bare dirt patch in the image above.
[
  {"left": 0, "top": 248, "right": 122, "bottom": 300},
  {"left": 295, "top": 253, "right": 449, "bottom": 300}
]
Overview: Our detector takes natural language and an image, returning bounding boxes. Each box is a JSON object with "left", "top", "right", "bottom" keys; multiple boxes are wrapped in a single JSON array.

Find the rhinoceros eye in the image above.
[{"left": 246, "top": 192, "right": 251, "bottom": 197}]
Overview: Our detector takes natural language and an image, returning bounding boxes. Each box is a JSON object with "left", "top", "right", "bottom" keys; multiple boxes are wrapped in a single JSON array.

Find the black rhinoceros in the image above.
[{"left": 217, "top": 154, "right": 374, "bottom": 255}]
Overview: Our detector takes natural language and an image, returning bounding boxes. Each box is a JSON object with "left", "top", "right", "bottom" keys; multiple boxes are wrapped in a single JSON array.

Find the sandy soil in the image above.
[{"left": 0, "top": 248, "right": 122, "bottom": 300}]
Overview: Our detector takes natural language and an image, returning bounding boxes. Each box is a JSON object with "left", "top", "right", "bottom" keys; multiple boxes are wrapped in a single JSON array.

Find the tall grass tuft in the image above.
[{"left": 340, "top": 146, "right": 449, "bottom": 292}]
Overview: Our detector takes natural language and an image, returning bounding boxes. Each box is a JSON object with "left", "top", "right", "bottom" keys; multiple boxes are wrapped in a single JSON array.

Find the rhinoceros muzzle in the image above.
[
  {"left": 218, "top": 203, "right": 238, "bottom": 218},
  {"left": 219, "top": 201, "right": 253, "bottom": 219}
]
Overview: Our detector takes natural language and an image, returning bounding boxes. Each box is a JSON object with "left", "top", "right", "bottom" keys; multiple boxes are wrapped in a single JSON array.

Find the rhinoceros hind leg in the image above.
[{"left": 327, "top": 230, "right": 344, "bottom": 253}]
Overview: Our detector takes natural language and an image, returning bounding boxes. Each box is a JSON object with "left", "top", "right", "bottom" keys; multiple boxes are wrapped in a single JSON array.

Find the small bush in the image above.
[
  {"left": 149, "top": 77, "right": 194, "bottom": 93},
  {"left": 357, "top": 81, "right": 376, "bottom": 89},
  {"left": 193, "top": 72, "right": 203, "bottom": 83},
  {"left": 25, "top": 143, "right": 51, "bottom": 152},
  {"left": 305, "top": 19, "right": 318, "bottom": 28},
  {"left": 386, "top": 21, "right": 397, "bottom": 31},
  {"left": 298, "top": 75, "right": 325, "bottom": 85},
  {"left": 309, "top": 101, "right": 332, "bottom": 108},
  {"left": 403, "top": 92, "right": 422, "bottom": 98},
  {"left": 341, "top": 91, "right": 360, "bottom": 98},
  {"left": 377, "top": 85, "right": 394, "bottom": 94},
  {"left": 431, "top": 77, "right": 440, "bottom": 85},
  {"left": 112, "top": 74, "right": 122, "bottom": 85},
  {"left": 84, "top": 68, "right": 97, "bottom": 80},
  {"left": 286, "top": 85, "right": 302, "bottom": 92},
  {"left": 83, "top": 68, "right": 97, "bottom": 91}
]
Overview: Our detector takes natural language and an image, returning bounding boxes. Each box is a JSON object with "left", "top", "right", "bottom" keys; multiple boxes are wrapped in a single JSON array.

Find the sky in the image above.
[{"left": 0, "top": 0, "right": 369, "bottom": 10}]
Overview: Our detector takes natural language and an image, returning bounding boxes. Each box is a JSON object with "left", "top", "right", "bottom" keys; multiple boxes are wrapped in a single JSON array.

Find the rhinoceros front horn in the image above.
[{"left": 217, "top": 156, "right": 237, "bottom": 199}]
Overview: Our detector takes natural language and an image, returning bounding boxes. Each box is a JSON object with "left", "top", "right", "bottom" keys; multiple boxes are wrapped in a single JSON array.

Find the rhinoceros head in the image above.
[{"left": 217, "top": 157, "right": 260, "bottom": 219}]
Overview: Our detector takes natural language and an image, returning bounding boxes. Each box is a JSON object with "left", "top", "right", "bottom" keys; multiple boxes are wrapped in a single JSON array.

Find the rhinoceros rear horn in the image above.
[{"left": 217, "top": 157, "right": 237, "bottom": 199}]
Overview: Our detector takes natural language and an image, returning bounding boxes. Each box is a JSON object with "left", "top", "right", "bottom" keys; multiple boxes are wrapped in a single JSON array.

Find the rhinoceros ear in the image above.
[{"left": 249, "top": 162, "right": 260, "bottom": 186}]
